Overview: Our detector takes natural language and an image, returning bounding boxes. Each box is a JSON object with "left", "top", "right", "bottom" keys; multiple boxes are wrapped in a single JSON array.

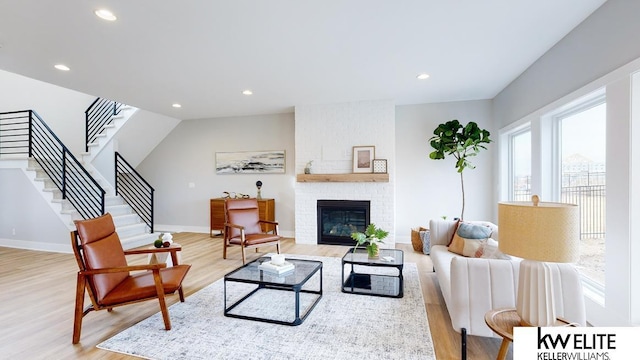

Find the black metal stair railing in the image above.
[
  {"left": 0, "top": 110, "right": 30, "bottom": 157},
  {"left": 85, "top": 98, "right": 122, "bottom": 152},
  {"left": 0, "top": 110, "right": 105, "bottom": 219},
  {"left": 115, "top": 151, "right": 155, "bottom": 232}
]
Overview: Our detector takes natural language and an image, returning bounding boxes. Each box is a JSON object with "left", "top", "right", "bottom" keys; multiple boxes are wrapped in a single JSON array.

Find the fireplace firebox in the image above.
[{"left": 317, "top": 200, "right": 370, "bottom": 245}]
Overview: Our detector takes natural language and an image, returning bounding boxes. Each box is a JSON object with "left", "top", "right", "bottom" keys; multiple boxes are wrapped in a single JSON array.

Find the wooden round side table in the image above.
[{"left": 484, "top": 308, "right": 574, "bottom": 360}]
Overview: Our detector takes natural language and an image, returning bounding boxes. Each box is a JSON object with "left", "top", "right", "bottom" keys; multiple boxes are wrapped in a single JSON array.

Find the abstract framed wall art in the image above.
[
  {"left": 215, "top": 150, "right": 285, "bottom": 174},
  {"left": 352, "top": 146, "right": 375, "bottom": 173}
]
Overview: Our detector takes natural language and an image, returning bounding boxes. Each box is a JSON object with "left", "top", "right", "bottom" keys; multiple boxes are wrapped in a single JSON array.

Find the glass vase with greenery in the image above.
[{"left": 350, "top": 223, "right": 389, "bottom": 258}]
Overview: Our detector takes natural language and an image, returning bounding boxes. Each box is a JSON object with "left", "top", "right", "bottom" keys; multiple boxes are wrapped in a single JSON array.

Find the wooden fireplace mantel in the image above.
[{"left": 296, "top": 173, "right": 389, "bottom": 183}]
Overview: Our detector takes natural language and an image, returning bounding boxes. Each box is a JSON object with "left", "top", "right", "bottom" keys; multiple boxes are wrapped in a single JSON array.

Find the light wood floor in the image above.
[{"left": 0, "top": 233, "right": 510, "bottom": 359}]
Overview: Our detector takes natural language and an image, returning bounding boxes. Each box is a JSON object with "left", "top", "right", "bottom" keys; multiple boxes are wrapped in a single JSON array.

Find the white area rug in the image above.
[{"left": 97, "top": 254, "right": 435, "bottom": 360}]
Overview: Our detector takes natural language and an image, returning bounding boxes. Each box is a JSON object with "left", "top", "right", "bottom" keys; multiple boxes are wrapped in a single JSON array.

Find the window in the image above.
[
  {"left": 556, "top": 100, "right": 606, "bottom": 287},
  {"left": 501, "top": 92, "right": 607, "bottom": 292},
  {"left": 510, "top": 130, "right": 531, "bottom": 201},
  {"left": 500, "top": 58, "right": 640, "bottom": 327}
]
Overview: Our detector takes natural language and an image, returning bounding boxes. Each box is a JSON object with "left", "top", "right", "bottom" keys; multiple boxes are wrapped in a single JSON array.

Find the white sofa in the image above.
[{"left": 429, "top": 219, "right": 586, "bottom": 357}]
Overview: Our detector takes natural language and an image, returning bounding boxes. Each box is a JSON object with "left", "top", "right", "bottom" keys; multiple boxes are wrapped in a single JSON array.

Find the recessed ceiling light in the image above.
[
  {"left": 95, "top": 9, "right": 117, "bottom": 21},
  {"left": 417, "top": 73, "right": 430, "bottom": 80},
  {"left": 54, "top": 64, "right": 70, "bottom": 71},
  {"left": 242, "top": 90, "right": 253, "bottom": 95},
  {"left": 172, "top": 103, "right": 182, "bottom": 108}
]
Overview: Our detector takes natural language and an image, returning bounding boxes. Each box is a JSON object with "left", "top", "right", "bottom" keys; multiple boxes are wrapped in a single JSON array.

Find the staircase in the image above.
[{"left": 0, "top": 102, "right": 158, "bottom": 250}]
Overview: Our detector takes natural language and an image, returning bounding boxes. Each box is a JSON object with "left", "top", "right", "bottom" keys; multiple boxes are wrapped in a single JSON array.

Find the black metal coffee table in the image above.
[
  {"left": 342, "top": 248, "right": 404, "bottom": 298},
  {"left": 224, "top": 256, "right": 323, "bottom": 325}
]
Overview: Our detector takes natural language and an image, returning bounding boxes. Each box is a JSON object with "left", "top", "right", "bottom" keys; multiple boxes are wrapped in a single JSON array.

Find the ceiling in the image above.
[{"left": 0, "top": 1, "right": 606, "bottom": 120}]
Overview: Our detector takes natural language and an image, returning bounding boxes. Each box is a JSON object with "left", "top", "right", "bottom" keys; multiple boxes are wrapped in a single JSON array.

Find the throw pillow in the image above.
[
  {"left": 474, "top": 238, "right": 511, "bottom": 260},
  {"left": 446, "top": 219, "right": 461, "bottom": 247},
  {"left": 420, "top": 230, "right": 431, "bottom": 255},
  {"left": 481, "top": 244, "right": 511, "bottom": 260},
  {"left": 456, "top": 222, "right": 492, "bottom": 239},
  {"left": 448, "top": 222, "right": 493, "bottom": 256}
]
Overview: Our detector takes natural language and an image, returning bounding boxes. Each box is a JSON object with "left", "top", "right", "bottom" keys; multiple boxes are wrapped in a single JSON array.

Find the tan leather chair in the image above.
[
  {"left": 71, "top": 213, "right": 190, "bottom": 344},
  {"left": 223, "top": 198, "right": 281, "bottom": 264}
]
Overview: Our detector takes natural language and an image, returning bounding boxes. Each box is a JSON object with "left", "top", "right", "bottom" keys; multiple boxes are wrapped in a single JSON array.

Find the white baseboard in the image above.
[
  {"left": 0, "top": 238, "right": 72, "bottom": 253},
  {"left": 154, "top": 224, "right": 210, "bottom": 234}
]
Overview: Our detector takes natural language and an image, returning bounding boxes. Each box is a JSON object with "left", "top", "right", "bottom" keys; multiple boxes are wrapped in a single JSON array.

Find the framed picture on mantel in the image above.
[{"left": 352, "top": 146, "right": 375, "bottom": 173}]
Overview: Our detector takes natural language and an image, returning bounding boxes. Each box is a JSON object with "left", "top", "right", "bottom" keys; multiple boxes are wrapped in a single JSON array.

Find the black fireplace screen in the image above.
[{"left": 317, "top": 200, "right": 370, "bottom": 245}]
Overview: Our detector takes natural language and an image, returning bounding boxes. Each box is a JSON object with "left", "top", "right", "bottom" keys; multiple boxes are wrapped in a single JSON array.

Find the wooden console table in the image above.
[{"left": 210, "top": 198, "right": 275, "bottom": 237}]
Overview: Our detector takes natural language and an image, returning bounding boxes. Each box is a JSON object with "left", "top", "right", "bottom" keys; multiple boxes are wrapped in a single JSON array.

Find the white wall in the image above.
[
  {"left": 136, "top": 113, "right": 296, "bottom": 234},
  {"left": 0, "top": 168, "right": 70, "bottom": 251},
  {"left": 0, "top": 69, "right": 94, "bottom": 154},
  {"left": 493, "top": 0, "right": 640, "bottom": 128},
  {"left": 395, "top": 100, "right": 494, "bottom": 242}
]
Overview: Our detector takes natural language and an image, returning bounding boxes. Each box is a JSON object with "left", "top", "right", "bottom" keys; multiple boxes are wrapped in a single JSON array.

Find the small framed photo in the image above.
[
  {"left": 373, "top": 159, "right": 387, "bottom": 174},
  {"left": 352, "top": 146, "right": 375, "bottom": 173}
]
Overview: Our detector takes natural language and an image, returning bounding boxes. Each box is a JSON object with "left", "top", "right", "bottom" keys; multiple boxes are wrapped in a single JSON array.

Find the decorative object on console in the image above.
[
  {"left": 352, "top": 146, "right": 375, "bottom": 173},
  {"left": 372, "top": 159, "right": 387, "bottom": 173},
  {"left": 350, "top": 223, "right": 388, "bottom": 259},
  {"left": 304, "top": 160, "right": 313, "bottom": 174},
  {"left": 222, "top": 191, "right": 250, "bottom": 199},
  {"left": 428, "top": 120, "right": 492, "bottom": 219},
  {"left": 258, "top": 255, "right": 295, "bottom": 275},
  {"left": 256, "top": 180, "right": 262, "bottom": 199},
  {"left": 162, "top": 232, "right": 174, "bottom": 247},
  {"left": 215, "top": 150, "right": 285, "bottom": 174},
  {"left": 498, "top": 195, "right": 580, "bottom": 327}
]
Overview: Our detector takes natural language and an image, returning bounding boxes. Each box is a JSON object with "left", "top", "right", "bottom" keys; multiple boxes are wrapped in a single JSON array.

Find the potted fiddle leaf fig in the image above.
[
  {"left": 351, "top": 223, "right": 389, "bottom": 259},
  {"left": 429, "top": 119, "right": 492, "bottom": 219}
]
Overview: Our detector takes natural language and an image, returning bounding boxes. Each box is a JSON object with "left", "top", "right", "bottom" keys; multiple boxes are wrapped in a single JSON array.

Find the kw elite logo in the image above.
[
  {"left": 536, "top": 327, "right": 614, "bottom": 360},
  {"left": 513, "top": 327, "right": 637, "bottom": 360}
]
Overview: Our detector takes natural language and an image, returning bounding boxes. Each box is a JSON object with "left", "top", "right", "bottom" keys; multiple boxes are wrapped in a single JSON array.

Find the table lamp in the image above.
[{"left": 498, "top": 195, "right": 580, "bottom": 326}]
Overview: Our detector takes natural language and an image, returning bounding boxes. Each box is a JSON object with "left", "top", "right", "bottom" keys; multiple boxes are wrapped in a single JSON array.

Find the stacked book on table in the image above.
[{"left": 258, "top": 261, "right": 295, "bottom": 275}]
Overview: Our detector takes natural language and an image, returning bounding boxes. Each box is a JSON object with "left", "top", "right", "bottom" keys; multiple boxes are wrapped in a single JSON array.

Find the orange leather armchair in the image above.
[
  {"left": 223, "top": 198, "right": 282, "bottom": 264},
  {"left": 71, "top": 213, "right": 190, "bottom": 344}
]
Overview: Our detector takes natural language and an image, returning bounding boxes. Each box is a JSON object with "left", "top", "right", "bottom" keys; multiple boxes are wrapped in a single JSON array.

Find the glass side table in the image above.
[{"left": 341, "top": 248, "right": 404, "bottom": 298}]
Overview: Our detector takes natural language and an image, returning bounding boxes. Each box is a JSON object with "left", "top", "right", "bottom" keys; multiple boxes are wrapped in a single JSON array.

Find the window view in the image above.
[
  {"left": 559, "top": 102, "right": 606, "bottom": 286},
  {"left": 511, "top": 130, "right": 531, "bottom": 201}
]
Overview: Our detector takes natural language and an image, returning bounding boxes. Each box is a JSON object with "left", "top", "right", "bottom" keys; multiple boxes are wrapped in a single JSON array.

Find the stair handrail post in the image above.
[
  {"left": 28, "top": 110, "right": 34, "bottom": 157},
  {"left": 100, "top": 187, "right": 106, "bottom": 215},
  {"left": 114, "top": 151, "right": 119, "bottom": 196},
  {"left": 85, "top": 98, "right": 100, "bottom": 153},
  {"left": 61, "top": 151, "right": 67, "bottom": 200},
  {"left": 150, "top": 188, "right": 155, "bottom": 233}
]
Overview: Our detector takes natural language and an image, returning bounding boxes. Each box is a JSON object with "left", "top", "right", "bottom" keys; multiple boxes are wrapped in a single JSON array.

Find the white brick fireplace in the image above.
[{"left": 294, "top": 100, "right": 396, "bottom": 247}]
